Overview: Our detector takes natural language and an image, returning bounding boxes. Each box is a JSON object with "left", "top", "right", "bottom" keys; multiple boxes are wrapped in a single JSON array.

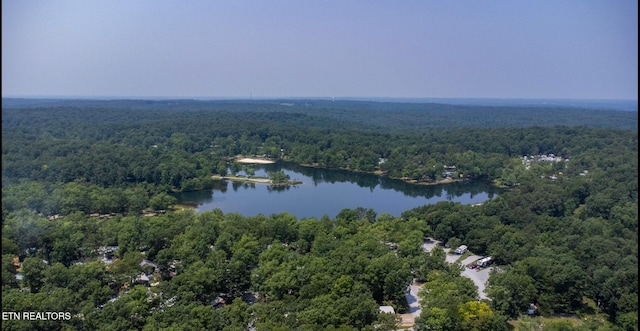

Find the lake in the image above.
[{"left": 172, "top": 162, "right": 501, "bottom": 219}]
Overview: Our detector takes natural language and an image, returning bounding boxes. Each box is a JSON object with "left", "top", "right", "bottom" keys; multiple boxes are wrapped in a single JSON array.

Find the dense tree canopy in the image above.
[{"left": 2, "top": 99, "right": 637, "bottom": 330}]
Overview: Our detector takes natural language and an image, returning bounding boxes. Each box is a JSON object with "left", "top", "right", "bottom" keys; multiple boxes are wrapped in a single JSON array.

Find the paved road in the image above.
[
  {"left": 399, "top": 282, "right": 423, "bottom": 328},
  {"left": 406, "top": 283, "right": 422, "bottom": 315},
  {"left": 460, "top": 257, "right": 491, "bottom": 300},
  {"left": 421, "top": 238, "right": 491, "bottom": 299},
  {"left": 401, "top": 238, "right": 492, "bottom": 329}
]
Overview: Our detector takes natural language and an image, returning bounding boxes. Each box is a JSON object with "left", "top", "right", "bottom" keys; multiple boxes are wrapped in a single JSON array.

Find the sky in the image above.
[{"left": 2, "top": 1, "right": 638, "bottom": 100}]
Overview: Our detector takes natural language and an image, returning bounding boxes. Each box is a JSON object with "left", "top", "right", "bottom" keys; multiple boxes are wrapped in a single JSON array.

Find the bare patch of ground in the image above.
[{"left": 235, "top": 157, "right": 275, "bottom": 164}]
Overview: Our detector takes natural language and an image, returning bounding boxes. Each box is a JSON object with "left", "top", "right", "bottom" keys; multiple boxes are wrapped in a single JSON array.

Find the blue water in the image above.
[{"left": 173, "top": 162, "right": 501, "bottom": 219}]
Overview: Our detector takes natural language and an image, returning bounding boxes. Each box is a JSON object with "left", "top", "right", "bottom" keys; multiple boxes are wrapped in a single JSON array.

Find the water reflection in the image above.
[
  {"left": 267, "top": 185, "right": 292, "bottom": 192},
  {"left": 172, "top": 161, "right": 502, "bottom": 219},
  {"left": 267, "top": 162, "right": 500, "bottom": 200},
  {"left": 174, "top": 188, "right": 214, "bottom": 205},
  {"left": 232, "top": 181, "right": 256, "bottom": 191}
]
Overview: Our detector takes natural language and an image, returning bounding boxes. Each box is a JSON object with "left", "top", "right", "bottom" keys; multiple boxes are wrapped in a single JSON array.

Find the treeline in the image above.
[
  {"left": 1, "top": 99, "right": 638, "bottom": 330},
  {"left": 3, "top": 103, "right": 637, "bottom": 190},
  {"left": 3, "top": 98, "right": 637, "bottom": 130}
]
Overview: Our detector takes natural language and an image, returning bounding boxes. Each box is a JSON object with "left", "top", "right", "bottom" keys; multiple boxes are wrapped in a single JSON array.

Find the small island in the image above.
[{"left": 212, "top": 170, "right": 302, "bottom": 186}]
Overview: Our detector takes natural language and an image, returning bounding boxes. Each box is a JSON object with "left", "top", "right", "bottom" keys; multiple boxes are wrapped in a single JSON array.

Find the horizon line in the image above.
[{"left": 2, "top": 95, "right": 638, "bottom": 102}]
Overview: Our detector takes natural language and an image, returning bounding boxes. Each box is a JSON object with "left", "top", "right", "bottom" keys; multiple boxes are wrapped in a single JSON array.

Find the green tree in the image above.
[
  {"left": 149, "top": 192, "right": 177, "bottom": 210},
  {"left": 2, "top": 254, "right": 20, "bottom": 289},
  {"left": 268, "top": 170, "right": 291, "bottom": 184},
  {"left": 21, "top": 257, "right": 47, "bottom": 293}
]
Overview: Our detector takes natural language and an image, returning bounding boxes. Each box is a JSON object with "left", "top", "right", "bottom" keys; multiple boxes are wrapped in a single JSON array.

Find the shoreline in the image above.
[
  {"left": 212, "top": 175, "right": 301, "bottom": 186},
  {"left": 212, "top": 175, "right": 272, "bottom": 184},
  {"left": 229, "top": 156, "right": 490, "bottom": 188},
  {"left": 297, "top": 162, "right": 468, "bottom": 186},
  {"left": 235, "top": 157, "right": 276, "bottom": 164}
]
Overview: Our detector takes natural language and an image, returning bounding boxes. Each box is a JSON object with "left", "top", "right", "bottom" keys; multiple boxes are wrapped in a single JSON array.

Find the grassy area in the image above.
[
  {"left": 172, "top": 203, "right": 197, "bottom": 210},
  {"left": 212, "top": 174, "right": 302, "bottom": 186},
  {"left": 212, "top": 175, "right": 271, "bottom": 183},
  {"left": 509, "top": 315, "right": 585, "bottom": 330},
  {"left": 456, "top": 251, "right": 474, "bottom": 263}
]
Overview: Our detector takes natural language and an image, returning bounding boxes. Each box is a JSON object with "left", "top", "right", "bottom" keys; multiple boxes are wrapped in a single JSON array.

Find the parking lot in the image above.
[
  {"left": 421, "top": 238, "right": 492, "bottom": 299},
  {"left": 401, "top": 239, "right": 493, "bottom": 329}
]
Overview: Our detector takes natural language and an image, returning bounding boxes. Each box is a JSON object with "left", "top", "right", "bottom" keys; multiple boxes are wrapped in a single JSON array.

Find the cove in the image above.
[{"left": 172, "top": 162, "right": 502, "bottom": 219}]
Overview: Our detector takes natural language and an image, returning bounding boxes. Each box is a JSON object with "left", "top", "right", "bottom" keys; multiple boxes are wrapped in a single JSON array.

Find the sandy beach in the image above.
[{"left": 236, "top": 157, "right": 276, "bottom": 164}]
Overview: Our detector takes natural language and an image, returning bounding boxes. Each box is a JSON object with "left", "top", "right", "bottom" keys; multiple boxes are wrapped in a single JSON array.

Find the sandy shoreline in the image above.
[{"left": 236, "top": 157, "right": 276, "bottom": 164}]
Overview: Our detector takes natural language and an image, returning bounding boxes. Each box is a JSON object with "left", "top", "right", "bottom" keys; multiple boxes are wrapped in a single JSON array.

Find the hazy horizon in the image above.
[
  {"left": 2, "top": 95, "right": 637, "bottom": 102},
  {"left": 3, "top": 96, "right": 637, "bottom": 112},
  {"left": 3, "top": 1, "right": 638, "bottom": 100}
]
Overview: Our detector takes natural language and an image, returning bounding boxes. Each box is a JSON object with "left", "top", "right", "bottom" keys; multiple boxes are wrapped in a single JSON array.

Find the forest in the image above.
[{"left": 1, "top": 98, "right": 638, "bottom": 330}]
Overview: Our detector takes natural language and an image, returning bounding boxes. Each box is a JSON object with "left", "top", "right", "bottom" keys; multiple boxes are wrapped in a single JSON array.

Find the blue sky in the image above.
[{"left": 2, "top": 1, "right": 637, "bottom": 100}]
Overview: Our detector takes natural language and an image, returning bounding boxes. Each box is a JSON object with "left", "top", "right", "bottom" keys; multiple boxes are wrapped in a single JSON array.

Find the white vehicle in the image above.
[
  {"left": 476, "top": 256, "right": 493, "bottom": 268},
  {"left": 454, "top": 245, "right": 468, "bottom": 254}
]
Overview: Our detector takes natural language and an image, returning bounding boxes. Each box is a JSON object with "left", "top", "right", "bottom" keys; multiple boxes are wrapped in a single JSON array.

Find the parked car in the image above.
[
  {"left": 454, "top": 245, "right": 468, "bottom": 254},
  {"left": 476, "top": 256, "right": 493, "bottom": 268}
]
